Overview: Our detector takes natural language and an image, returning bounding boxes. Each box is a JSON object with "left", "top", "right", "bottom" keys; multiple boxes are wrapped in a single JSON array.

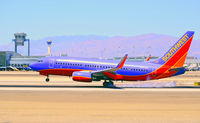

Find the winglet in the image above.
[
  {"left": 146, "top": 55, "right": 151, "bottom": 61},
  {"left": 116, "top": 54, "right": 128, "bottom": 69}
]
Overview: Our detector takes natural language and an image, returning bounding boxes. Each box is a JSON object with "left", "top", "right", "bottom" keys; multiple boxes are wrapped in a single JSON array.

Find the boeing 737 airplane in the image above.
[{"left": 30, "top": 31, "right": 194, "bottom": 87}]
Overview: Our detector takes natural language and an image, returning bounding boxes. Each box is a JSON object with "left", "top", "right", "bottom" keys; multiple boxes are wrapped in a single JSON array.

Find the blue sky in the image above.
[{"left": 0, "top": 0, "right": 200, "bottom": 44}]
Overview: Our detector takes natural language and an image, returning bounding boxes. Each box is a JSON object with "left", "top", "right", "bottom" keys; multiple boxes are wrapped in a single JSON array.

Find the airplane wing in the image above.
[{"left": 91, "top": 54, "right": 128, "bottom": 77}]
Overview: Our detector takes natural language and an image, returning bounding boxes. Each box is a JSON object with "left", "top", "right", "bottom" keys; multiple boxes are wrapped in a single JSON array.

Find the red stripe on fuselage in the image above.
[
  {"left": 38, "top": 67, "right": 179, "bottom": 81},
  {"left": 39, "top": 69, "right": 83, "bottom": 76}
]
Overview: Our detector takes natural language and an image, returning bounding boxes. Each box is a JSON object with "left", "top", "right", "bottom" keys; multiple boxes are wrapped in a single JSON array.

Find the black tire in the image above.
[
  {"left": 46, "top": 78, "right": 50, "bottom": 82},
  {"left": 109, "top": 81, "right": 114, "bottom": 85},
  {"left": 108, "top": 81, "right": 114, "bottom": 87},
  {"left": 103, "top": 82, "right": 108, "bottom": 87}
]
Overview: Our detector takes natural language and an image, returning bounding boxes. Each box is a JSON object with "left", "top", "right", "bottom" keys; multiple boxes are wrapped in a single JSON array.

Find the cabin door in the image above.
[{"left": 49, "top": 59, "right": 54, "bottom": 68}]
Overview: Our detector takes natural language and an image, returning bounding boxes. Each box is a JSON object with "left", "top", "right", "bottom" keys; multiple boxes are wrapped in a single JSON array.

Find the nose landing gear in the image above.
[
  {"left": 103, "top": 80, "right": 114, "bottom": 88},
  {"left": 46, "top": 75, "right": 50, "bottom": 82}
]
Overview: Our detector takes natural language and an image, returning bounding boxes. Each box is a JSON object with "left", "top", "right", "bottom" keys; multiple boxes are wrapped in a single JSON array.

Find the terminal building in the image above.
[
  {"left": 0, "top": 51, "right": 44, "bottom": 70},
  {"left": 0, "top": 33, "right": 46, "bottom": 70}
]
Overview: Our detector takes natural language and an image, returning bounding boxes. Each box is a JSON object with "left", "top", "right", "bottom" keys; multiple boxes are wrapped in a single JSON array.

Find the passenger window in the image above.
[{"left": 38, "top": 60, "right": 43, "bottom": 62}]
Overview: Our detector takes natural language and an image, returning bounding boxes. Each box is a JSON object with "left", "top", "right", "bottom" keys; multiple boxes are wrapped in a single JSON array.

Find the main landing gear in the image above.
[
  {"left": 46, "top": 75, "right": 50, "bottom": 82},
  {"left": 103, "top": 80, "right": 114, "bottom": 88}
]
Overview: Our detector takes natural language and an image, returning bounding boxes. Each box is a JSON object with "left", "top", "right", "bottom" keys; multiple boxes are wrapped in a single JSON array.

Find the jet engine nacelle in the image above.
[{"left": 72, "top": 71, "right": 92, "bottom": 82}]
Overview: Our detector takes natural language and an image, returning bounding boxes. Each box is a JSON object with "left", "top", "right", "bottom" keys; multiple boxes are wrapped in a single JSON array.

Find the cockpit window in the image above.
[{"left": 38, "top": 60, "right": 43, "bottom": 62}]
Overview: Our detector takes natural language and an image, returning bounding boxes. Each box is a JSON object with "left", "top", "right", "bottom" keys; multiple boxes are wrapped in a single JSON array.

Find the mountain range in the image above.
[{"left": 0, "top": 33, "right": 199, "bottom": 58}]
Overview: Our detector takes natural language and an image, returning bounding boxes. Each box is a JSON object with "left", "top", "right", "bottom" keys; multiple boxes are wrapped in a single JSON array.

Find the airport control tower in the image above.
[
  {"left": 12, "top": 32, "right": 30, "bottom": 56},
  {"left": 47, "top": 40, "right": 52, "bottom": 56}
]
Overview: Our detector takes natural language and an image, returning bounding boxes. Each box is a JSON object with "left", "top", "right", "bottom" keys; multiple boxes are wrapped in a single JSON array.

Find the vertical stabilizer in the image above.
[{"left": 152, "top": 31, "right": 194, "bottom": 68}]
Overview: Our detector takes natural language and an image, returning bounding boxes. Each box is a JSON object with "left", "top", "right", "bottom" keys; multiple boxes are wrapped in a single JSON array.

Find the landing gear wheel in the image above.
[
  {"left": 103, "top": 81, "right": 109, "bottom": 87},
  {"left": 46, "top": 75, "right": 50, "bottom": 82},
  {"left": 108, "top": 81, "right": 114, "bottom": 87},
  {"left": 109, "top": 81, "right": 114, "bottom": 86},
  {"left": 103, "top": 81, "right": 114, "bottom": 88},
  {"left": 46, "top": 78, "right": 50, "bottom": 82}
]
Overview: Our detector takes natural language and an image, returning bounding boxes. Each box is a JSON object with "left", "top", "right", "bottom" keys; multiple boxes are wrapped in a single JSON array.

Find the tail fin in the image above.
[{"left": 153, "top": 31, "right": 194, "bottom": 68}]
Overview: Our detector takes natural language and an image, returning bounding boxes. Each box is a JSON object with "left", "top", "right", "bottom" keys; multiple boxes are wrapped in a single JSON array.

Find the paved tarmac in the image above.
[{"left": 0, "top": 71, "right": 200, "bottom": 123}]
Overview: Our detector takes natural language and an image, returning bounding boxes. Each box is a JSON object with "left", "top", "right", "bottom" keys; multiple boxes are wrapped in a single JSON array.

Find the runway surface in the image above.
[{"left": 0, "top": 71, "right": 200, "bottom": 123}]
